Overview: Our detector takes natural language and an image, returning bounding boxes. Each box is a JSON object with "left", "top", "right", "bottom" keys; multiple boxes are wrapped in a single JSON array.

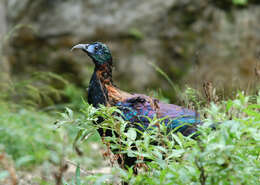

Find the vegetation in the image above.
[
  {"left": 57, "top": 91, "right": 260, "bottom": 185},
  {"left": 1, "top": 74, "right": 258, "bottom": 184},
  {"left": 0, "top": 82, "right": 104, "bottom": 185}
]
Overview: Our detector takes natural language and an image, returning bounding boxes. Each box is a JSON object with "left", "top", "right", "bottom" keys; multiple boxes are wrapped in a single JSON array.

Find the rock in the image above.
[
  {"left": 2, "top": 0, "right": 260, "bottom": 99},
  {"left": 185, "top": 6, "right": 260, "bottom": 92},
  {"left": 6, "top": 0, "right": 176, "bottom": 38}
]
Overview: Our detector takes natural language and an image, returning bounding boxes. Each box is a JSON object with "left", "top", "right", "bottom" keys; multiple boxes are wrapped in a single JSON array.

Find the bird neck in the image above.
[
  {"left": 87, "top": 63, "right": 113, "bottom": 107},
  {"left": 94, "top": 63, "right": 113, "bottom": 85}
]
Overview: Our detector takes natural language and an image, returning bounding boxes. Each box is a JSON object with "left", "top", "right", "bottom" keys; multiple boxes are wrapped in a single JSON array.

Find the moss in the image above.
[
  {"left": 210, "top": 0, "right": 260, "bottom": 10},
  {"left": 128, "top": 28, "right": 144, "bottom": 40}
]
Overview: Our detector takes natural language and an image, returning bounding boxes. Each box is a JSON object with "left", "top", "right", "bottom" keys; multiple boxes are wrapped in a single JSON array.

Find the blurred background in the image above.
[
  {"left": 1, "top": 0, "right": 260, "bottom": 103},
  {"left": 0, "top": 0, "right": 260, "bottom": 184}
]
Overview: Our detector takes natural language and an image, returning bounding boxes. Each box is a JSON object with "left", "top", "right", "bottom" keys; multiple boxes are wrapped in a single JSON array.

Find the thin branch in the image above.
[
  {"left": 0, "top": 153, "right": 18, "bottom": 185},
  {"left": 65, "top": 159, "right": 94, "bottom": 175},
  {"left": 195, "top": 157, "right": 207, "bottom": 185}
]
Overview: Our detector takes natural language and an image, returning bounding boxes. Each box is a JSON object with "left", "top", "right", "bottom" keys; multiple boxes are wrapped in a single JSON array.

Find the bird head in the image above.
[{"left": 71, "top": 42, "right": 112, "bottom": 66}]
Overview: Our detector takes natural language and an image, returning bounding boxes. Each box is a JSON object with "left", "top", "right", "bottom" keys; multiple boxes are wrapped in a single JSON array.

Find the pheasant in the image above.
[{"left": 71, "top": 42, "right": 201, "bottom": 169}]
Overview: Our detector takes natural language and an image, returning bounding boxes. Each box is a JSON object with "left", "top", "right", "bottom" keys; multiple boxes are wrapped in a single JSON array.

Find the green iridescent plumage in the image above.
[{"left": 88, "top": 42, "right": 112, "bottom": 65}]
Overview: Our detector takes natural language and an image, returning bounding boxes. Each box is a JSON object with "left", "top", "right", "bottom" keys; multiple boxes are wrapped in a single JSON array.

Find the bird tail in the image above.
[{"left": 181, "top": 121, "right": 223, "bottom": 139}]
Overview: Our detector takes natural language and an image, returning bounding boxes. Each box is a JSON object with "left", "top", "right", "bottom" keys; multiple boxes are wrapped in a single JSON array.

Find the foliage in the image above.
[
  {"left": 56, "top": 91, "right": 260, "bottom": 185},
  {"left": 0, "top": 103, "right": 58, "bottom": 166},
  {"left": 232, "top": 0, "right": 248, "bottom": 5},
  {"left": 63, "top": 84, "right": 86, "bottom": 111},
  {"left": 128, "top": 28, "right": 144, "bottom": 40},
  {"left": 0, "top": 72, "right": 87, "bottom": 112},
  {"left": 0, "top": 100, "right": 102, "bottom": 184},
  {"left": 0, "top": 72, "right": 68, "bottom": 108},
  {"left": 1, "top": 75, "right": 259, "bottom": 184}
]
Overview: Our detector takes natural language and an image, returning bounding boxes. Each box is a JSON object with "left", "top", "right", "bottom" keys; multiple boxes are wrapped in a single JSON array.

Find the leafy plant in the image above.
[
  {"left": 0, "top": 99, "right": 102, "bottom": 184},
  {"left": 0, "top": 72, "right": 69, "bottom": 109},
  {"left": 232, "top": 0, "right": 248, "bottom": 5},
  {"left": 56, "top": 90, "right": 260, "bottom": 184},
  {"left": 128, "top": 28, "right": 144, "bottom": 40}
]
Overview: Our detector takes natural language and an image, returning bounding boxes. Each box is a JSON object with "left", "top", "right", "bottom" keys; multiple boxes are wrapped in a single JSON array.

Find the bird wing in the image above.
[{"left": 115, "top": 94, "right": 200, "bottom": 133}]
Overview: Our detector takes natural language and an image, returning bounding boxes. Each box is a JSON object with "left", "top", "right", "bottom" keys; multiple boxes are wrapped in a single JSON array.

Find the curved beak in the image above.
[{"left": 71, "top": 44, "right": 89, "bottom": 51}]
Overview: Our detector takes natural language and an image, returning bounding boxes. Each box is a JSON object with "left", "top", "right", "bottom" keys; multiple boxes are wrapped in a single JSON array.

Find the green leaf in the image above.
[
  {"left": 216, "top": 157, "right": 225, "bottom": 165},
  {"left": 126, "top": 128, "right": 137, "bottom": 141},
  {"left": 128, "top": 28, "right": 144, "bottom": 40},
  {"left": 232, "top": 0, "right": 248, "bottom": 5},
  {"left": 166, "top": 149, "right": 185, "bottom": 159},
  {"left": 66, "top": 107, "right": 74, "bottom": 119},
  {"left": 75, "top": 164, "right": 81, "bottom": 185},
  {"left": 172, "top": 134, "right": 183, "bottom": 148},
  {"left": 16, "top": 155, "right": 34, "bottom": 167},
  {"left": 73, "top": 129, "right": 84, "bottom": 148},
  {"left": 226, "top": 100, "right": 233, "bottom": 112}
]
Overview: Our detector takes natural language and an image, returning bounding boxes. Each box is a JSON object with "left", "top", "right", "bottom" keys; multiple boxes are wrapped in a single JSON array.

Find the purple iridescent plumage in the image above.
[{"left": 116, "top": 95, "right": 200, "bottom": 134}]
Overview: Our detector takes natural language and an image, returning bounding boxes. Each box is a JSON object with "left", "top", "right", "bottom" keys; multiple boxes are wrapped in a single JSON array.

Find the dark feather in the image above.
[{"left": 116, "top": 95, "right": 200, "bottom": 135}]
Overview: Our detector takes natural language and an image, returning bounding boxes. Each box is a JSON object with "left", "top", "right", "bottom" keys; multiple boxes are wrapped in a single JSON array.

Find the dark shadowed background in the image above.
[{"left": 0, "top": 0, "right": 260, "bottom": 103}]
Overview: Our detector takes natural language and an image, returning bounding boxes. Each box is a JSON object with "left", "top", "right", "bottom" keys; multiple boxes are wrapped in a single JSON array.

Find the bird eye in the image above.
[{"left": 94, "top": 46, "right": 98, "bottom": 51}]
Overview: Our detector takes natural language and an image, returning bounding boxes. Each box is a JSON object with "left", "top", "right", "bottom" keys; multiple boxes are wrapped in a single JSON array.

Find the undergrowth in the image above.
[
  {"left": 0, "top": 71, "right": 259, "bottom": 185},
  {"left": 0, "top": 78, "right": 102, "bottom": 184},
  {"left": 56, "top": 91, "right": 260, "bottom": 185}
]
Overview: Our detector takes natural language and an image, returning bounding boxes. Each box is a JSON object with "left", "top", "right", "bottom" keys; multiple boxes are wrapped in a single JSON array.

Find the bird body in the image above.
[
  {"left": 71, "top": 42, "right": 201, "bottom": 169},
  {"left": 72, "top": 42, "right": 200, "bottom": 134},
  {"left": 87, "top": 61, "right": 199, "bottom": 135}
]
